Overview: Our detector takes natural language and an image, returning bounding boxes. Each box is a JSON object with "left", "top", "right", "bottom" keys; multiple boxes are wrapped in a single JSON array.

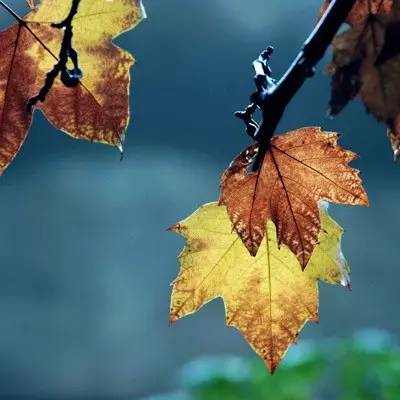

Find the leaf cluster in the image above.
[
  {"left": 324, "top": 0, "right": 400, "bottom": 157},
  {"left": 0, "top": 0, "right": 398, "bottom": 379}
]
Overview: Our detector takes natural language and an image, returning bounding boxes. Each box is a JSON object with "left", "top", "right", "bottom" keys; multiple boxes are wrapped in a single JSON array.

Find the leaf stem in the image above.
[{"left": 251, "top": 0, "right": 357, "bottom": 170}]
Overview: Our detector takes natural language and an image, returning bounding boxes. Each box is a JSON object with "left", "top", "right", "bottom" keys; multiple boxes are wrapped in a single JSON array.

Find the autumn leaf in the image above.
[
  {"left": 327, "top": 14, "right": 400, "bottom": 157},
  {"left": 388, "top": 128, "right": 400, "bottom": 159},
  {"left": 219, "top": 127, "right": 368, "bottom": 269},
  {"left": 0, "top": 0, "right": 145, "bottom": 172},
  {"left": 169, "top": 202, "right": 350, "bottom": 373},
  {"left": 26, "top": 0, "right": 35, "bottom": 9},
  {"left": 319, "top": 0, "right": 393, "bottom": 25}
]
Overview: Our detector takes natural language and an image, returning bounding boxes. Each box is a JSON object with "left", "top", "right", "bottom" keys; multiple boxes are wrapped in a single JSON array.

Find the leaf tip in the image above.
[
  {"left": 248, "top": 246, "right": 259, "bottom": 257},
  {"left": 345, "top": 281, "right": 353, "bottom": 291},
  {"left": 299, "top": 251, "right": 311, "bottom": 271},
  {"left": 138, "top": 0, "right": 148, "bottom": 19},
  {"left": 167, "top": 223, "right": 181, "bottom": 233},
  {"left": 168, "top": 315, "right": 177, "bottom": 327},
  {"left": 267, "top": 361, "right": 278, "bottom": 375},
  {"left": 361, "top": 193, "right": 370, "bottom": 207}
]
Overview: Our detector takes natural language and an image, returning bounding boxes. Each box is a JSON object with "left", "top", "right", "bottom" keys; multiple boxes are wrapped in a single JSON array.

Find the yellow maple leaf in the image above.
[{"left": 169, "top": 202, "right": 349, "bottom": 373}]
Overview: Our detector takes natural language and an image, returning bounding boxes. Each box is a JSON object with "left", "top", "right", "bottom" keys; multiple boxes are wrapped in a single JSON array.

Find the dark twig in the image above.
[
  {"left": 0, "top": 0, "right": 25, "bottom": 23},
  {"left": 0, "top": 1, "right": 60, "bottom": 61},
  {"left": 236, "top": 0, "right": 358, "bottom": 171},
  {"left": 27, "top": 0, "right": 81, "bottom": 111},
  {"left": 235, "top": 45, "right": 276, "bottom": 140}
]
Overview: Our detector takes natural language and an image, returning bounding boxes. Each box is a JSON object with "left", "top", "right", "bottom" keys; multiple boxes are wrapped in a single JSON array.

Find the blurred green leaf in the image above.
[{"left": 141, "top": 330, "right": 400, "bottom": 400}]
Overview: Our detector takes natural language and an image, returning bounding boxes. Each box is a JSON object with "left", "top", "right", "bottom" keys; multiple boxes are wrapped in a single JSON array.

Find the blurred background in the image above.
[{"left": 0, "top": 0, "right": 399, "bottom": 398}]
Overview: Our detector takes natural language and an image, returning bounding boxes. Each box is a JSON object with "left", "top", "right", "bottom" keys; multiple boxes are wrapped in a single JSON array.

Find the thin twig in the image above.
[
  {"left": 27, "top": 0, "right": 81, "bottom": 111},
  {"left": 243, "top": 0, "right": 358, "bottom": 170}
]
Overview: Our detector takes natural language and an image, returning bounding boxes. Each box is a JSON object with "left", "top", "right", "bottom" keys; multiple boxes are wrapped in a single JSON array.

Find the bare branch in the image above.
[
  {"left": 236, "top": 0, "right": 358, "bottom": 170},
  {"left": 27, "top": 0, "right": 82, "bottom": 111}
]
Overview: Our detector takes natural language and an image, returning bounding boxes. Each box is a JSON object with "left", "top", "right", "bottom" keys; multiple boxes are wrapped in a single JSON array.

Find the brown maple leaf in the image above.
[
  {"left": 327, "top": 14, "right": 400, "bottom": 157},
  {"left": 219, "top": 127, "right": 368, "bottom": 269},
  {"left": 0, "top": 0, "right": 145, "bottom": 173},
  {"left": 319, "top": 0, "right": 393, "bottom": 25}
]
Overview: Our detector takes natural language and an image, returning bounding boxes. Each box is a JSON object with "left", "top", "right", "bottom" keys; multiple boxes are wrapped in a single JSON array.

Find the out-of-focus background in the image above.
[{"left": 0, "top": 0, "right": 399, "bottom": 399}]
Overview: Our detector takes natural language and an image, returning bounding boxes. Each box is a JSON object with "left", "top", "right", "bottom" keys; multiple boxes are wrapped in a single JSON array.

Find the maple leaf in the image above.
[
  {"left": 327, "top": 14, "right": 400, "bottom": 157},
  {"left": 319, "top": 0, "right": 393, "bottom": 26},
  {"left": 169, "top": 202, "right": 350, "bottom": 373},
  {"left": 219, "top": 127, "right": 368, "bottom": 269},
  {"left": 0, "top": 0, "right": 145, "bottom": 172}
]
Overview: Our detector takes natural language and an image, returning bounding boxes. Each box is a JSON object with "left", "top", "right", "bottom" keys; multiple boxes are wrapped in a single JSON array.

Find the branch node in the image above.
[
  {"left": 235, "top": 45, "right": 276, "bottom": 140},
  {"left": 26, "top": 0, "right": 82, "bottom": 112},
  {"left": 233, "top": 0, "right": 358, "bottom": 171}
]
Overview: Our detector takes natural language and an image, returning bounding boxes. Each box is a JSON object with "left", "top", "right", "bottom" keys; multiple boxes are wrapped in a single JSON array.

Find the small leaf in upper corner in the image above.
[
  {"left": 0, "top": 0, "right": 146, "bottom": 173},
  {"left": 319, "top": 0, "right": 393, "bottom": 26},
  {"left": 327, "top": 14, "right": 400, "bottom": 157}
]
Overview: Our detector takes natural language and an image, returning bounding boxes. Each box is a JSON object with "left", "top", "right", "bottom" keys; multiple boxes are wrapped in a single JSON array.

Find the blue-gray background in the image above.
[{"left": 0, "top": 0, "right": 398, "bottom": 398}]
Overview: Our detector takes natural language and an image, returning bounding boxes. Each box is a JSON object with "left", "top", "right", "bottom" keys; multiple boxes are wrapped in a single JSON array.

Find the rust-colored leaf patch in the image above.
[
  {"left": 219, "top": 127, "right": 368, "bottom": 269},
  {"left": 319, "top": 0, "right": 393, "bottom": 25},
  {"left": 327, "top": 14, "right": 400, "bottom": 157},
  {"left": 0, "top": 0, "right": 145, "bottom": 173}
]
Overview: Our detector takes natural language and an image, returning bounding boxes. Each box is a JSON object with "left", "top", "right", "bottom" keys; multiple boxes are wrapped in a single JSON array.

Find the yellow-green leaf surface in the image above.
[
  {"left": 0, "top": 0, "right": 145, "bottom": 172},
  {"left": 169, "top": 202, "right": 349, "bottom": 373},
  {"left": 28, "top": 0, "right": 146, "bottom": 146}
]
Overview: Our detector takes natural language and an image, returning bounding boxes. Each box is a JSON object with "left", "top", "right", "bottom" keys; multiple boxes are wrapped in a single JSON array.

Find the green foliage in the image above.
[
  {"left": 340, "top": 331, "right": 400, "bottom": 400},
  {"left": 141, "top": 330, "right": 400, "bottom": 400}
]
